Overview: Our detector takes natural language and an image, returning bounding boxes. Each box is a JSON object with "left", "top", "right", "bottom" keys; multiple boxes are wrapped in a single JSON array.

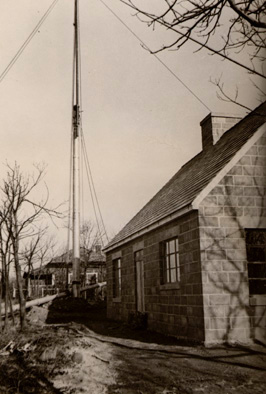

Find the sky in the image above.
[{"left": 0, "top": 0, "right": 262, "bottom": 249}]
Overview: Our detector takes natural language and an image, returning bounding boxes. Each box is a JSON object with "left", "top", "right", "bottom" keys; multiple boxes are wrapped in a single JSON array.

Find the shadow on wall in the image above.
[{"left": 200, "top": 157, "right": 266, "bottom": 345}]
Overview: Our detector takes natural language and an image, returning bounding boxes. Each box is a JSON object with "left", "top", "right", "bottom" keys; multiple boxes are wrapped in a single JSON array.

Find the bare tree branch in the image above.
[
  {"left": 0, "top": 162, "right": 63, "bottom": 329},
  {"left": 228, "top": 0, "right": 266, "bottom": 28},
  {"left": 120, "top": 0, "right": 266, "bottom": 81}
]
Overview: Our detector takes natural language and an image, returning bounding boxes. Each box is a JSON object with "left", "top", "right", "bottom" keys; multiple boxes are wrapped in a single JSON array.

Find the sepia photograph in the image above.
[{"left": 0, "top": 1, "right": 265, "bottom": 393}]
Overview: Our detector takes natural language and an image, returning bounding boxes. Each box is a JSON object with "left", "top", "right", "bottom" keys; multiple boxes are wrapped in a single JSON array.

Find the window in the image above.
[
  {"left": 45, "top": 274, "right": 54, "bottom": 286},
  {"left": 162, "top": 238, "right": 180, "bottom": 284},
  {"left": 86, "top": 272, "right": 98, "bottom": 284},
  {"left": 245, "top": 229, "right": 266, "bottom": 295},
  {"left": 113, "top": 258, "right": 121, "bottom": 298}
]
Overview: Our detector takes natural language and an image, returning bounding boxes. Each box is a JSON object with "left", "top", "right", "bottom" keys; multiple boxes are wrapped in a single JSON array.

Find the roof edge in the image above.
[
  {"left": 192, "top": 123, "right": 266, "bottom": 209},
  {"left": 103, "top": 204, "right": 193, "bottom": 253}
]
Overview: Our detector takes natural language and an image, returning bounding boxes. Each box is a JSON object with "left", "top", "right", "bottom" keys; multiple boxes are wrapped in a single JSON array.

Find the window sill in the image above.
[
  {"left": 249, "top": 295, "right": 266, "bottom": 306},
  {"left": 160, "top": 283, "right": 180, "bottom": 291},
  {"left": 112, "top": 297, "right": 121, "bottom": 303}
]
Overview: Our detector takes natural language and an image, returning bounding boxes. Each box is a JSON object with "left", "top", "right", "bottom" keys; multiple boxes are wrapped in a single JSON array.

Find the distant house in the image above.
[
  {"left": 46, "top": 245, "right": 106, "bottom": 290},
  {"left": 25, "top": 245, "right": 106, "bottom": 297},
  {"left": 104, "top": 102, "right": 266, "bottom": 345}
]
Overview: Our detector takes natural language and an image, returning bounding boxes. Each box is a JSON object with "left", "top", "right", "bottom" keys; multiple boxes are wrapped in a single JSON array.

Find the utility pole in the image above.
[{"left": 72, "top": 0, "right": 81, "bottom": 298}]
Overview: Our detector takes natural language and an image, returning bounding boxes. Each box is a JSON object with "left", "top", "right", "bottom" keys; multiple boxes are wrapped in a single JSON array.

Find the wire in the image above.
[
  {"left": 80, "top": 129, "right": 109, "bottom": 245},
  {"left": 98, "top": 0, "right": 211, "bottom": 112},
  {"left": 119, "top": 0, "right": 266, "bottom": 81},
  {"left": 66, "top": 126, "right": 73, "bottom": 266},
  {"left": 77, "top": 6, "right": 85, "bottom": 231},
  {"left": 66, "top": 24, "right": 77, "bottom": 258},
  {"left": 77, "top": 3, "right": 109, "bottom": 246},
  {"left": 0, "top": 0, "right": 60, "bottom": 85},
  {"left": 80, "top": 133, "right": 103, "bottom": 245}
]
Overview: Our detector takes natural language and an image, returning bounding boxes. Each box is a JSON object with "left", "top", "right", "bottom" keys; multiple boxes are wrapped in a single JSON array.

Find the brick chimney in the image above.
[{"left": 200, "top": 113, "right": 241, "bottom": 150}]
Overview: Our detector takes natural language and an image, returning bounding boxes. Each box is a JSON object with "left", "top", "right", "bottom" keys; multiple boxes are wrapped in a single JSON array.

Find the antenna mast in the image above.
[{"left": 72, "top": 0, "right": 81, "bottom": 297}]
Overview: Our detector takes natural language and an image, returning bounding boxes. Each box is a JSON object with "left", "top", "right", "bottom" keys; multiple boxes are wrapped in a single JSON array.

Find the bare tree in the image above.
[
  {"left": 20, "top": 229, "right": 57, "bottom": 298},
  {"left": 79, "top": 220, "right": 102, "bottom": 287},
  {"left": 35, "top": 235, "right": 56, "bottom": 296},
  {"left": 80, "top": 220, "right": 102, "bottom": 251},
  {"left": 0, "top": 201, "right": 15, "bottom": 330},
  {"left": 0, "top": 163, "right": 62, "bottom": 330},
  {"left": 0, "top": 269, "right": 1, "bottom": 330},
  {"left": 120, "top": 1, "right": 266, "bottom": 104},
  {"left": 20, "top": 229, "right": 46, "bottom": 298}
]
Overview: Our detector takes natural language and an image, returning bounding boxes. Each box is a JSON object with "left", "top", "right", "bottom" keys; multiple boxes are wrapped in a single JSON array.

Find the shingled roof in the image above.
[
  {"left": 106, "top": 102, "right": 266, "bottom": 251},
  {"left": 46, "top": 246, "right": 106, "bottom": 268}
]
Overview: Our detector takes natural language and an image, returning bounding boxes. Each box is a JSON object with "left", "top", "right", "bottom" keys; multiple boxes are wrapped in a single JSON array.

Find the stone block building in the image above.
[{"left": 104, "top": 102, "right": 266, "bottom": 345}]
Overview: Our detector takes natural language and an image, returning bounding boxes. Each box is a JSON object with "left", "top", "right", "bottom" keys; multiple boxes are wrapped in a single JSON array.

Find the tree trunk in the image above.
[
  {"left": 1, "top": 257, "right": 10, "bottom": 331},
  {"left": 0, "top": 280, "right": 2, "bottom": 331},
  {"left": 7, "top": 280, "right": 15, "bottom": 325},
  {"left": 13, "top": 238, "right": 26, "bottom": 330},
  {"left": 15, "top": 262, "right": 26, "bottom": 329},
  {"left": 4, "top": 272, "right": 9, "bottom": 331}
]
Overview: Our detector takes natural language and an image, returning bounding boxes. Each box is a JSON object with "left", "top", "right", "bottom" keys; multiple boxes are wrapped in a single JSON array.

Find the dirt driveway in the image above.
[
  {"left": 56, "top": 322, "right": 266, "bottom": 394},
  {"left": 46, "top": 297, "right": 266, "bottom": 393},
  {"left": 1, "top": 297, "right": 265, "bottom": 394},
  {"left": 108, "top": 338, "right": 266, "bottom": 394}
]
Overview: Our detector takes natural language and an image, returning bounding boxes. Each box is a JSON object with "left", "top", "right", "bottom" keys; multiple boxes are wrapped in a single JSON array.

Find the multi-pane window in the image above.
[
  {"left": 245, "top": 229, "right": 266, "bottom": 295},
  {"left": 163, "top": 238, "right": 180, "bottom": 284},
  {"left": 113, "top": 258, "right": 121, "bottom": 298}
]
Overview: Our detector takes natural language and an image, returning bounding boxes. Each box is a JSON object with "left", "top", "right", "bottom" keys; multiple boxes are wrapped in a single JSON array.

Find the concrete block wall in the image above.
[
  {"left": 107, "top": 211, "right": 205, "bottom": 343},
  {"left": 199, "top": 134, "right": 266, "bottom": 344},
  {"left": 106, "top": 243, "right": 139, "bottom": 322}
]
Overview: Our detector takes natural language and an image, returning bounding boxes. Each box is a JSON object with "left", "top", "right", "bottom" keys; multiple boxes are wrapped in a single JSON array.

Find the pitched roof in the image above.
[
  {"left": 46, "top": 246, "right": 106, "bottom": 269},
  {"left": 106, "top": 102, "right": 266, "bottom": 251}
]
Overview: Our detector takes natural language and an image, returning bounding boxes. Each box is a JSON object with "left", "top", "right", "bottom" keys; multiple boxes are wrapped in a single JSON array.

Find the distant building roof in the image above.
[
  {"left": 105, "top": 102, "right": 266, "bottom": 251},
  {"left": 46, "top": 246, "right": 106, "bottom": 269}
]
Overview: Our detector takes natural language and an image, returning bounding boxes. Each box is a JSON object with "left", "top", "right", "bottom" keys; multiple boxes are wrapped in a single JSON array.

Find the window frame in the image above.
[
  {"left": 161, "top": 237, "right": 180, "bottom": 287},
  {"left": 245, "top": 228, "right": 266, "bottom": 296}
]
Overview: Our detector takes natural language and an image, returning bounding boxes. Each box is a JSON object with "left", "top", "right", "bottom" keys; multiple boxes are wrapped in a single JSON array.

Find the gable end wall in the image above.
[{"left": 199, "top": 134, "right": 266, "bottom": 344}]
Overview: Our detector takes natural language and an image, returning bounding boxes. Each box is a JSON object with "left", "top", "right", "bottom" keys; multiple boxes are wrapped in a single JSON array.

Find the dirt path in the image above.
[
  {"left": 60, "top": 324, "right": 266, "bottom": 394},
  {"left": 46, "top": 297, "right": 266, "bottom": 394},
  {"left": 109, "top": 342, "right": 266, "bottom": 394},
  {"left": 1, "top": 298, "right": 265, "bottom": 393},
  {"left": 40, "top": 322, "right": 266, "bottom": 394}
]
